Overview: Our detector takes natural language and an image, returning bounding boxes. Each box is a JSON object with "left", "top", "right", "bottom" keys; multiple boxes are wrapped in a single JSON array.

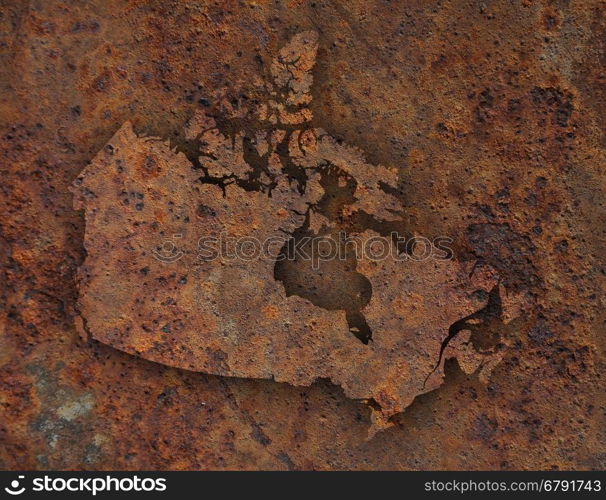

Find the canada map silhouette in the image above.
[{"left": 73, "top": 32, "right": 527, "bottom": 432}]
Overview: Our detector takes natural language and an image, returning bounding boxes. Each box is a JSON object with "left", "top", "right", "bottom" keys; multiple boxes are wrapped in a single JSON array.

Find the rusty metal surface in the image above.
[
  {"left": 1, "top": 0, "right": 605, "bottom": 470},
  {"left": 72, "top": 33, "right": 531, "bottom": 433}
]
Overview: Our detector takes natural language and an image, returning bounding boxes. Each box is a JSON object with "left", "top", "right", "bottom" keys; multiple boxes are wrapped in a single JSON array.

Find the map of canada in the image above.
[{"left": 72, "top": 32, "right": 524, "bottom": 432}]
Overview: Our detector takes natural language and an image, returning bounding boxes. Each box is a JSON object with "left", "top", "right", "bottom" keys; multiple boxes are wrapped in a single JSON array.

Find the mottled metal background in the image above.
[{"left": 1, "top": 0, "right": 605, "bottom": 470}]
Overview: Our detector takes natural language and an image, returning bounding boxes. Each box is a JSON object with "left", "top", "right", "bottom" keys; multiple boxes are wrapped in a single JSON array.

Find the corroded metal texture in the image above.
[
  {"left": 1, "top": 0, "right": 605, "bottom": 470},
  {"left": 72, "top": 34, "right": 530, "bottom": 432}
]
